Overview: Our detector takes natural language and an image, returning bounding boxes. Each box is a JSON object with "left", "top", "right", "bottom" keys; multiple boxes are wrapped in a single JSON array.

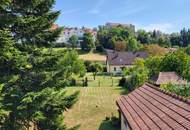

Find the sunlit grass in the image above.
[{"left": 64, "top": 74, "right": 126, "bottom": 130}]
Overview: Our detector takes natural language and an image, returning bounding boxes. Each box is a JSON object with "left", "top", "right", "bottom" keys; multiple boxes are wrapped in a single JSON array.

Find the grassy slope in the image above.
[
  {"left": 44, "top": 47, "right": 106, "bottom": 62},
  {"left": 64, "top": 74, "right": 126, "bottom": 130}
]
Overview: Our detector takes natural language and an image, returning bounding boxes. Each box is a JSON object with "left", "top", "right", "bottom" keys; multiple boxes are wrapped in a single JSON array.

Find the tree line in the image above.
[{"left": 95, "top": 25, "right": 190, "bottom": 52}]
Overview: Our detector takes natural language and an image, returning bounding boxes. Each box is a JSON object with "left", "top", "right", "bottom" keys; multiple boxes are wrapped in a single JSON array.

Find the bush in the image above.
[
  {"left": 111, "top": 116, "right": 120, "bottom": 127},
  {"left": 119, "top": 77, "right": 126, "bottom": 87},
  {"left": 70, "top": 78, "right": 76, "bottom": 86},
  {"left": 54, "top": 43, "right": 66, "bottom": 48},
  {"left": 84, "top": 61, "right": 92, "bottom": 72},
  {"left": 161, "top": 83, "right": 190, "bottom": 99},
  {"left": 96, "top": 45, "right": 104, "bottom": 52}
]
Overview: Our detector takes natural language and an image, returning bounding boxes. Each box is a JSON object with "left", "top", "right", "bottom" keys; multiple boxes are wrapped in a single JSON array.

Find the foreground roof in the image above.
[
  {"left": 106, "top": 50, "right": 148, "bottom": 66},
  {"left": 155, "top": 72, "right": 187, "bottom": 85},
  {"left": 116, "top": 83, "right": 190, "bottom": 130}
]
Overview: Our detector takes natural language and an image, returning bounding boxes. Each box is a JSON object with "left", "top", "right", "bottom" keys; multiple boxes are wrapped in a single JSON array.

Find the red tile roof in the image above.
[{"left": 116, "top": 83, "right": 190, "bottom": 130}]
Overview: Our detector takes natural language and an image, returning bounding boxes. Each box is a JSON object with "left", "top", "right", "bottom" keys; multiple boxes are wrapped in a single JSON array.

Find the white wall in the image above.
[
  {"left": 121, "top": 114, "right": 131, "bottom": 130},
  {"left": 56, "top": 29, "right": 84, "bottom": 44},
  {"left": 106, "top": 62, "right": 131, "bottom": 74}
]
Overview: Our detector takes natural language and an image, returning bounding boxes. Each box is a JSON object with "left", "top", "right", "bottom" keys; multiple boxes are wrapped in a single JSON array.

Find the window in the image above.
[{"left": 114, "top": 67, "right": 116, "bottom": 71}]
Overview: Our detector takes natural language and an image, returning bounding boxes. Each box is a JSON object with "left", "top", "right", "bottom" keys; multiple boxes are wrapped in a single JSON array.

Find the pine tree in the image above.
[
  {"left": 0, "top": 0, "right": 62, "bottom": 47},
  {"left": 0, "top": 1, "right": 86, "bottom": 130}
]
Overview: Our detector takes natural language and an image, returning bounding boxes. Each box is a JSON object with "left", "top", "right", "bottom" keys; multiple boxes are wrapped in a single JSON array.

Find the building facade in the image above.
[
  {"left": 106, "top": 50, "right": 148, "bottom": 74},
  {"left": 56, "top": 27, "right": 97, "bottom": 46}
]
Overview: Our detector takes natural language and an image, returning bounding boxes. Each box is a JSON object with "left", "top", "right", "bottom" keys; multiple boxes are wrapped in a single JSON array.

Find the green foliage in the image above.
[
  {"left": 97, "top": 26, "right": 140, "bottom": 51},
  {"left": 81, "top": 33, "right": 94, "bottom": 51},
  {"left": 161, "top": 83, "right": 190, "bottom": 99},
  {"left": 0, "top": 0, "right": 63, "bottom": 47},
  {"left": 143, "top": 44, "right": 166, "bottom": 56},
  {"left": 145, "top": 56, "right": 163, "bottom": 77},
  {"left": 184, "top": 45, "right": 190, "bottom": 55},
  {"left": 126, "top": 37, "right": 140, "bottom": 51},
  {"left": 0, "top": 1, "right": 86, "bottom": 129},
  {"left": 137, "top": 29, "right": 151, "bottom": 44},
  {"left": 69, "top": 35, "right": 78, "bottom": 49},
  {"left": 161, "top": 50, "right": 190, "bottom": 75},
  {"left": 124, "top": 59, "right": 149, "bottom": 91},
  {"left": 90, "top": 63, "right": 103, "bottom": 80}
]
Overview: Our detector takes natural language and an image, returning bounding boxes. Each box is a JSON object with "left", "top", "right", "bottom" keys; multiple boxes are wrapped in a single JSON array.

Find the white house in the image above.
[
  {"left": 56, "top": 27, "right": 97, "bottom": 46},
  {"left": 106, "top": 50, "right": 148, "bottom": 74}
]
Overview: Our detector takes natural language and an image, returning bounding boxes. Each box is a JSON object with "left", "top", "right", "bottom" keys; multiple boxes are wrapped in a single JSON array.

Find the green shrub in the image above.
[{"left": 161, "top": 83, "right": 190, "bottom": 99}]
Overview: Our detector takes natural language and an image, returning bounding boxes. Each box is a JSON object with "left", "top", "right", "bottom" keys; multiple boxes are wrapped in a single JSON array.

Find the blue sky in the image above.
[{"left": 53, "top": 0, "right": 190, "bottom": 33}]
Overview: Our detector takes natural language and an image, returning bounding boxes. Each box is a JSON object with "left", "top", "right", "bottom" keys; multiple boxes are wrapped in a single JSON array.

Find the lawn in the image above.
[
  {"left": 79, "top": 52, "right": 106, "bottom": 62},
  {"left": 64, "top": 74, "right": 126, "bottom": 130},
  {"left": 44, "top": 47, "right": 107, "bottom": 62}
]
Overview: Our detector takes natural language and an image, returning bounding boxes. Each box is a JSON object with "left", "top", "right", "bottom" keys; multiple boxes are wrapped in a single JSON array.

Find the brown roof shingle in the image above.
[
  {"left": 116, "top": 83, "right": 190, "bottom": 130},
  {"left": 155, "top": 72, "right": 187, "bottom": 85},
  {"left": 106, "top": 50, "right": 148, "bottom": 66}
]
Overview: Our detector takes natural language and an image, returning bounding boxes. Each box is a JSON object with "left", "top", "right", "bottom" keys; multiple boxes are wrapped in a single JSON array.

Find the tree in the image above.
[
  {"left": 115, "top": 41, "right": 126, "bottom": 51},
  {"left": 97, "top": 26, "right": 135, "bottom": 50},
  {"left": 143, "top": 44, "right": 166, "bottom": 56},
  {"left": 137, "top": 30, "right": 150, "bottom": 44},
  {"left": 0, "top": 1, "right": 86, "bottom": 129},
  {"left": 124, "top": 59, "right": 149, "bottom": 91},
  {"left": 0, "top": 0, "right": 63, "bottom": 47},
  {"left": 69, "top": 35, "right": 78, "bottom": 49},
  {"left": 81, "top": 33, "right": 94, "bottom": 51},
  {"left": 126, "top": 37, "right": 140, "bottom": 51},
  {"left": 145, "top": 56, "right": 162, "bottom": 77},
  {"left": 90, "top": 63, "right": 103, "bottom": 80},
  {"left": 157, "top": 36, "right": 171, "bottom": 47},
  {"left": 160, "top": 50, "right": 190, "bottom": 75}
]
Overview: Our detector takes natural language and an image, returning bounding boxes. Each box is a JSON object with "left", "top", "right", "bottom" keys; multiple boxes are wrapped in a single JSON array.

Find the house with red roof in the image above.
[{"left": 116, "top": 83, "right": 190, "bottom": 130}]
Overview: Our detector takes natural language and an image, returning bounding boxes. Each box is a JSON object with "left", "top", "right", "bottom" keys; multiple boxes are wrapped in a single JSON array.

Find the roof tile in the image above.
[{"left": 116, "top": 83, "right": 190, "bottom": 130}]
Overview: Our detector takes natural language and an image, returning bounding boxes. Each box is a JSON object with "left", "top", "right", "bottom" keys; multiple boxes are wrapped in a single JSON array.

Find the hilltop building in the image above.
[{"left": 105, "top": 22, "right": 135, "bottom": 32}]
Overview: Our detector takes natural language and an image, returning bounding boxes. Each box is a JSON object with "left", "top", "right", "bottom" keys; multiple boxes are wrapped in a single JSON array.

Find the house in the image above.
[
  {"left": 56, "top": 27, "right": 97, "bottom": 46},
  {"left": 106, "top": 50, "right": 148, "bottom": 74},
  {"left": 56, "top": 27, "right": 84, "bottom": 46},
  {"left": 153, "top": 72, "right": 187, "bottom": 85},
  {"left": 116, "top": 83, "right": 190, "bottom": 130}
]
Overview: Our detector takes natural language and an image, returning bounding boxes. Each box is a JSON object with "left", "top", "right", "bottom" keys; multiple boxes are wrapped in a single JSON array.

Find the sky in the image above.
[{"left": 53, "top": 0, "right": 190, "bottom": 33}]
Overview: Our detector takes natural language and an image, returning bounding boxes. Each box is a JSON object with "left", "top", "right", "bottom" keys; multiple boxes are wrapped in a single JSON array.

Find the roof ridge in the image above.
[{"left": 145, "top": 83, "right": 190, "bottom": 105}]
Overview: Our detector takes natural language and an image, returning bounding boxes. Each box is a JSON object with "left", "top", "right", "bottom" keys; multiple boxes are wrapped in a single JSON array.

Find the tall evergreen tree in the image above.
[
  {"left": 0, "top": 1, "right": 85, "bottom": 130},
  {"left": 0, "top": 0, "right": 62, "bottom": 47}
]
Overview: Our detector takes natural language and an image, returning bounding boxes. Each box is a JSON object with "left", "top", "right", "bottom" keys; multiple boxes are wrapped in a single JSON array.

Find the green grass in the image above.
[
  {"left": 64, "top": 74, "right": 126, "bottom": 130},
  {"left": 44, "top": 47, "right": 107, "bottom": 62}
]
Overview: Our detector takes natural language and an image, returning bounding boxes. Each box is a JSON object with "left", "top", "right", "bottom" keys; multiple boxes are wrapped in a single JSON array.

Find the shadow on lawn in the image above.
[
  {"left": 114, "top": 87, "right": 129, "bottom": 95},
  {"left": 98, "top": 120, "right": 120, "bottom": 130}
]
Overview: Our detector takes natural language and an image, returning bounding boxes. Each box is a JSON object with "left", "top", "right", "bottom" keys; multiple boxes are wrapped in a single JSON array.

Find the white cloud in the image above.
[
  {"left": 138, "top": 23, "right": 173, "bottom": 33},
  {"left": 63, "top": 9, "right": 80, "bottom": 15},
  {"left": 88, "top": 0, "right": 107, "bottom": 14},
  {"left": 119, "top": 6, "right": 146, "bottom": 17}
]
